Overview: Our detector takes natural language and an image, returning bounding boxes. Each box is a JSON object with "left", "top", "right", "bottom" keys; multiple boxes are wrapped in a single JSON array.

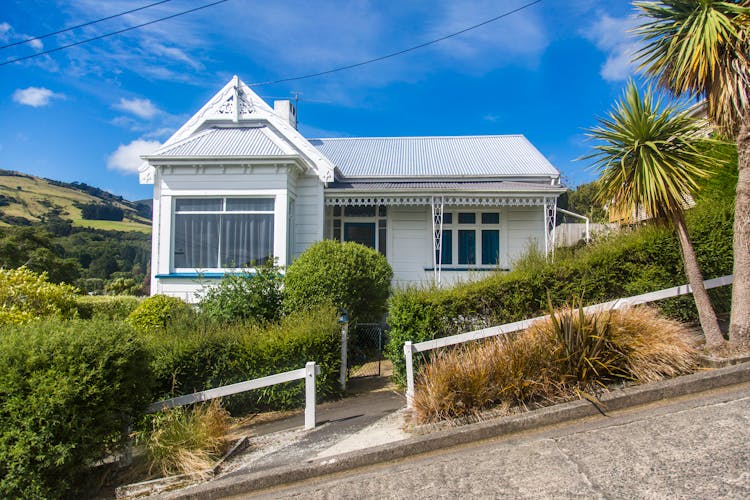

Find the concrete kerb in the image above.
[{"left": 163, "top": 361, "right": 750, "bottom": 500}]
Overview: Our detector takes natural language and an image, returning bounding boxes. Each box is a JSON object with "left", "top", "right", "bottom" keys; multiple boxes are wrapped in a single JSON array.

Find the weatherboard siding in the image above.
[
  {"left": 389, "top": 206, "right": 432, "bottom": 286},
  {"left": 507, "top": 206, "right": 544, "bottom": 264},
  {"left": 292, "top": 174, "right": 324, "bottom": 260}
]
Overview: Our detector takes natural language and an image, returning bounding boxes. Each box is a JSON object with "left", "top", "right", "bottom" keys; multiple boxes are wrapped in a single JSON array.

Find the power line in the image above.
[
  {"left": 0, "top": 0, "right": 229, "bottom": 67},
  {"left": 0, "top": 0, "right": 174, "bottom": 50},
  {"left": 248, "top": 0, "right": 544, "bottom": 87}
]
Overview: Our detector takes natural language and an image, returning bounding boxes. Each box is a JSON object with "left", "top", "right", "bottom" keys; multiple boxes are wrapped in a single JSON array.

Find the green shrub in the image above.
[
  {"left": 199, "top": 259, "right": 284, "bottom": 324},
  {"left": 0, "top": 267, "right": 79, "bottom": 325},
  {"left": 0, "top": 319, "right": 151, "bottom": 498},
  {"left": 127, "top": 294, "right": 194, "bottom": 332},
  {"left": 143, "top": 305, "right": 342, "bottom": 413},
  {"left": 284, "top": 240, "right": 393, "bottom": 322},
  {"left": 76, "top": 294, "right": 140, "bottom": 320},
  {"left": 387, "top": 200, "right": 733, "bottom": 383}
]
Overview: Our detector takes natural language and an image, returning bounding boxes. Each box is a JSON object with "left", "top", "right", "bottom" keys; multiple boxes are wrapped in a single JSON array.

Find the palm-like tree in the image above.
[
  {"left": 587, "top": 81, "right": 726, "bottom": 349},
  {"left": 634, "top": 0, "right": 750, "bottom": 348}
]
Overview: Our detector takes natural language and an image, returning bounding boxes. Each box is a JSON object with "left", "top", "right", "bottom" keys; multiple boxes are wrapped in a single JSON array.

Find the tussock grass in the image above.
[
  {"left": 413, "top": 305, "right": 698, "bottom": 424},
  {"left": 138, "top": 399, "right": 231, "bottom": 478}
]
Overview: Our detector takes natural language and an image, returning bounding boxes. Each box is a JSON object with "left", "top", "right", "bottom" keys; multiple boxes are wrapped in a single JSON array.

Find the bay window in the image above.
[{"left": 173, "top": 197, "right": 274, "bottom": 269}]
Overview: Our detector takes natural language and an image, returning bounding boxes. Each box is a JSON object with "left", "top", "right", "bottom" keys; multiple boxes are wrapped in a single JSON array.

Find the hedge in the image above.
[
  {"left": 75, "top": 294, "right": 140, "bottom": 320},
  {"left": 0, "top": 319, "right": 151, "bottom": 498},
  {"left": 386, "top": 199, "right": 734, "bottom": 383},
  {"left": 142, "top": 305, "right": 342, "bottom": 413}
]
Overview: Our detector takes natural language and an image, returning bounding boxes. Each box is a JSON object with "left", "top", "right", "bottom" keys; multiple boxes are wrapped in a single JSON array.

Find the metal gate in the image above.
[{"left": 347, "top": 323, "right": 387, "bottom": 378}]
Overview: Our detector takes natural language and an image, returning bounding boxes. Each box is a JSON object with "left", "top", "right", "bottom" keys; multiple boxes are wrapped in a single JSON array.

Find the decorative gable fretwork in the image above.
[{"left": 325, "top": 195, "right": 554, "bottom": 207}]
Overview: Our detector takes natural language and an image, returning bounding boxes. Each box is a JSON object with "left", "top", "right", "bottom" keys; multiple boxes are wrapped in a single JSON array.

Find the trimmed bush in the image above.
[
  {"left": 76, "top": 294, "right": 140, "bottom": 320},
  {"left": 127, "top": 294, "right": 194, "bottom": 332},
  {"left": 199, "top": 259, "right": 284, "bottom": 324},
  {"left": 387, "top": 200, "right": 733, "bottom": 383},
  {"left": 285, "top": 240, "right": 393, "bottom": 322},
  {"left": 0, "top": 267, "right": 78, "bottom": 325},
  {"left": 143, "top": 305, "right": 342, "bottom": 413},
  {"left": 0, "top": 319, "right": 151, "bottom": 498}
]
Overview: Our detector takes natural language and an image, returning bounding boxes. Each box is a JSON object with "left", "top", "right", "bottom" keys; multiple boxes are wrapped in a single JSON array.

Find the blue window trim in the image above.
[
  {"left": 423, "top": 267, "right": 509, "bottom": 272},
  {"left": 155, "top": 271, "right": 257, "bottom": 279}
]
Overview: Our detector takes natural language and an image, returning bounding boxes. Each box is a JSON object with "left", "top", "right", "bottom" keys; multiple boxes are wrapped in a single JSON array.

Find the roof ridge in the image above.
[{"left": 311, "top": 134, "right": 526, "bottom": 141}]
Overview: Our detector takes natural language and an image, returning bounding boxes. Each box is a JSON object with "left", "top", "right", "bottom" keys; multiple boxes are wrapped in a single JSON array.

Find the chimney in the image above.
[{"left": 274, "top": 100, "right": 297, "bottom": 129}]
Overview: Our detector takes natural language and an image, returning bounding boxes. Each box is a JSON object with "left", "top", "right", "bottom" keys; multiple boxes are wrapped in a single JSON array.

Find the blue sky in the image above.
[{"left": 0, "top": 0, "right": 640, "bottom": 201}]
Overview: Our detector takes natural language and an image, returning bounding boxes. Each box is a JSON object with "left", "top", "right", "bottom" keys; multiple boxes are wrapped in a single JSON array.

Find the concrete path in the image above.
[{"left": 244, "top": 381, "right": 750, "bottom": 499}]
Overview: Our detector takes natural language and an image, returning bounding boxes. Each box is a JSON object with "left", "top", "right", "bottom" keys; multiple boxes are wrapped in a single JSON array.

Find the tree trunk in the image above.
[
  {"left": 670, "top": 211, "right": 726, "bottom": 349},
  {"left": 729, "top": 108, "right": 750, "bottom": 349}
]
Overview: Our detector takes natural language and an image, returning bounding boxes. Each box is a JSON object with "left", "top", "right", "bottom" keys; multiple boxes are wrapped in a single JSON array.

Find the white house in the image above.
[{"left": 140, "top": 76, "right": 565, "bottom": 301}]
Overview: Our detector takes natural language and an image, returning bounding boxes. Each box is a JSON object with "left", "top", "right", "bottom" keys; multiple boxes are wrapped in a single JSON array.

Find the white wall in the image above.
[
  {"left": 507, "top": 206, "right": 544, "bottom": 265},
  {"left": 292, "top": 174, "right": 325, "bottom": 260},
  {"left": 152, "top": 164, "right": 296, "bottom": 301}
]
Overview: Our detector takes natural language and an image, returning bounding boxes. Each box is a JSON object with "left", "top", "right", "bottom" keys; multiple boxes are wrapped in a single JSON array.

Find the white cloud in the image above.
[
  {"left": 12, "top": 87, "right": 64, "bottom": 107},
  {"left": 0, "top": 22, "right": 10, "bottom": 39},
  {"left": 107, "top": 139, "right": 161, "bottom": 174},
  {"left": 583, "top": 13, "right": 640, "bottom": 82},
  {"left": 29, "top": 38, "right": 43, "bottom": 50},
  {"left": 114, "top": 97, "right": 160, "bottom": 119}
]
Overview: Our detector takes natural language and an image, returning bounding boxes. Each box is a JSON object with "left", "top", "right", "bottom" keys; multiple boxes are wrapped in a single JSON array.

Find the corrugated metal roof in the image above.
[
  {"left": 326, "top": 180, "right": 564, "bottom": 193},
  {"left": 152, "top": 127, "right": 286, "bottom": 157},
  {"left": 310, "top": 135, "right": 559, "bottom": 178}
]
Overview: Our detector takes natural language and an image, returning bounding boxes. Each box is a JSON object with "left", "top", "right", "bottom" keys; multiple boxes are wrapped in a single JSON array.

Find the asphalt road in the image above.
[{"left": 241, "top": 382, "right": 750, "bottom": 499}]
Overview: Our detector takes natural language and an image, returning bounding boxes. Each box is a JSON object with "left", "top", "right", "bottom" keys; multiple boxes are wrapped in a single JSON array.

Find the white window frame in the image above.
[
  {"left": 331, "top": 205, "right": 387, "bottom": 256},
  {"left": 171, "top": 195, "right": 278, "bottom": 273},
  {"left": 439, "top": 210, "right": 502, "bottom": 269}
]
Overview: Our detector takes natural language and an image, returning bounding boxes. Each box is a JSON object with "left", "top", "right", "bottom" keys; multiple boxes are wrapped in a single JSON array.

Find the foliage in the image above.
[
  {"left": 0, "top": 319, "right": 151, "bottom": 498},
  {"left": 75, "top": 295, "right": 140, "bottom": 320},
  {"left": 634, "top": 0, "right": 750, "bottom": 135},
  {"left": 586, "top": 81, "right": 721, "bottom": 220},
  {"left": 137, "top": 400, "right": 230, "bottom": 478},
  {"left": 143, "top": 305, "right": 342, "bottom": 413},
  {"left": 0, "top": 267, "right": 79, "bottom": 326},
  {"left": 559, "top": 181, "right": 608, "bottom": 223},
  {"left": 105, "top": 276, "right": 144, "bottom": 296},
  {"left": 199, "top": 259, "right": 284, "bottom": 324},
  {"left": 127, "top": 294, "right": 194, "bottom": 332},
  {"left": 78, "top": 202, "right": 124, "bottom": 221},
  {"left": 0, "top": 226, "right": 80, "bottom": 284},
  {"left": 386, "top": 199, "right": 733, "bottom": 383},
  {"left": 284, "top": 240, "right": 393, "bottom": 322},
  {"left": 413, "top": 305, "right": 698, "bottom": 424}
]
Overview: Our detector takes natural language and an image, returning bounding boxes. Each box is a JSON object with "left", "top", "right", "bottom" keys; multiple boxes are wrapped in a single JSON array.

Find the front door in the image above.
[{"left": 344, "top": 222, "right": 376, "bottom": 249}]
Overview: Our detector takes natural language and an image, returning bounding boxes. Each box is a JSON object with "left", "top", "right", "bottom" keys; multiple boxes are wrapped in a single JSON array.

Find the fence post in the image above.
[
  {"left": 404, "top": 341, "right": 414, "bottom": 409},
  {"left": 340, "top": 319, "right": 349, "bottom": 391},
  {"left": 304, "top": 361, "right": 316, "bottom": 430}
]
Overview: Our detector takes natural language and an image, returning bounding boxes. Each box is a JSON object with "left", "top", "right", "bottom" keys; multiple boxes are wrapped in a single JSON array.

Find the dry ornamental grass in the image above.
[{"left": 413, "top": 305, "right": 699, "bottom": 424}]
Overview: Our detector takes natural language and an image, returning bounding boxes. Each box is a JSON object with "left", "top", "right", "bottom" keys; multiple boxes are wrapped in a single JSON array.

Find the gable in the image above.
[{"left": 140, "top": 76, "right": 334, "bottom": 184}]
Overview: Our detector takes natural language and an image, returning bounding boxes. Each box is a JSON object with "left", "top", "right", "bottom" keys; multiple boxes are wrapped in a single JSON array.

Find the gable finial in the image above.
[{"left": 232, "top": 75, "right": 240, "bottom": 123}]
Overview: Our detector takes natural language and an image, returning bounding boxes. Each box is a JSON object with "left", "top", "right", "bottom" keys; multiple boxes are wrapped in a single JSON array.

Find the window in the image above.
[
  {"left": 331, "top": 205, "right": 387, "bottom": 256},
  {"left": 435, "top": 211, "right": 500, "bottom": 267},
  {"left": 173, "top": 197, "right": 274, "bottom": 269}
]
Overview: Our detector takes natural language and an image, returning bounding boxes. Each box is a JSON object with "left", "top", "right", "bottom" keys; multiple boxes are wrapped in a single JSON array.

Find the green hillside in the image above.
[{"left": 0, "top": 169, "right": 151, "bottom": 233}]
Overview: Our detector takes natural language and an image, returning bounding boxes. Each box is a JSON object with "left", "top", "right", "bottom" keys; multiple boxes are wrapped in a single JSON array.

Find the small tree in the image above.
[
  {"left": 0, "top": 267, "right": 79, "bottom": 326},
  {"left": 586, "top": 81, "right": 726, "bottom": 349},
  {"left": 284, "top": 241, "right": 393, "bottom": 323}
]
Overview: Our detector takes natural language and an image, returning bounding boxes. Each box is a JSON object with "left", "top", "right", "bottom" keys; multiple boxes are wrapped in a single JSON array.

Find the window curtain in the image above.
[
  {"left": 482, "top": 230, "right": 500, "bottom": 265},
  {"left": 174, "top": 214, "right": 220, "bottom": 268},
  {"left": 458, "top": 230, "right": 476, "bottom": 265},
  {"left": 221, "top": 214, "right": 274, "bottom": 267}
]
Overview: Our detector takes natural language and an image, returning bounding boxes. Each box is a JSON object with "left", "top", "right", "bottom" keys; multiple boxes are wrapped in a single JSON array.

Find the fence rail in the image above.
[
  {"left": 147, "top": 362, "right": 321, "bottom": 430},
  {"left": 404, "top": 275, "right": 734, "bottom": 407}
]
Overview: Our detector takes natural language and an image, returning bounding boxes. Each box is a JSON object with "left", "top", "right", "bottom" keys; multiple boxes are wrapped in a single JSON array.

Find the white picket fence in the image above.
[
  {"left": 403, "top": 275, "right": 734, "bottom": 407},
  {"left": 147, "top": 362, "right": 321, "bottom": 430}
]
